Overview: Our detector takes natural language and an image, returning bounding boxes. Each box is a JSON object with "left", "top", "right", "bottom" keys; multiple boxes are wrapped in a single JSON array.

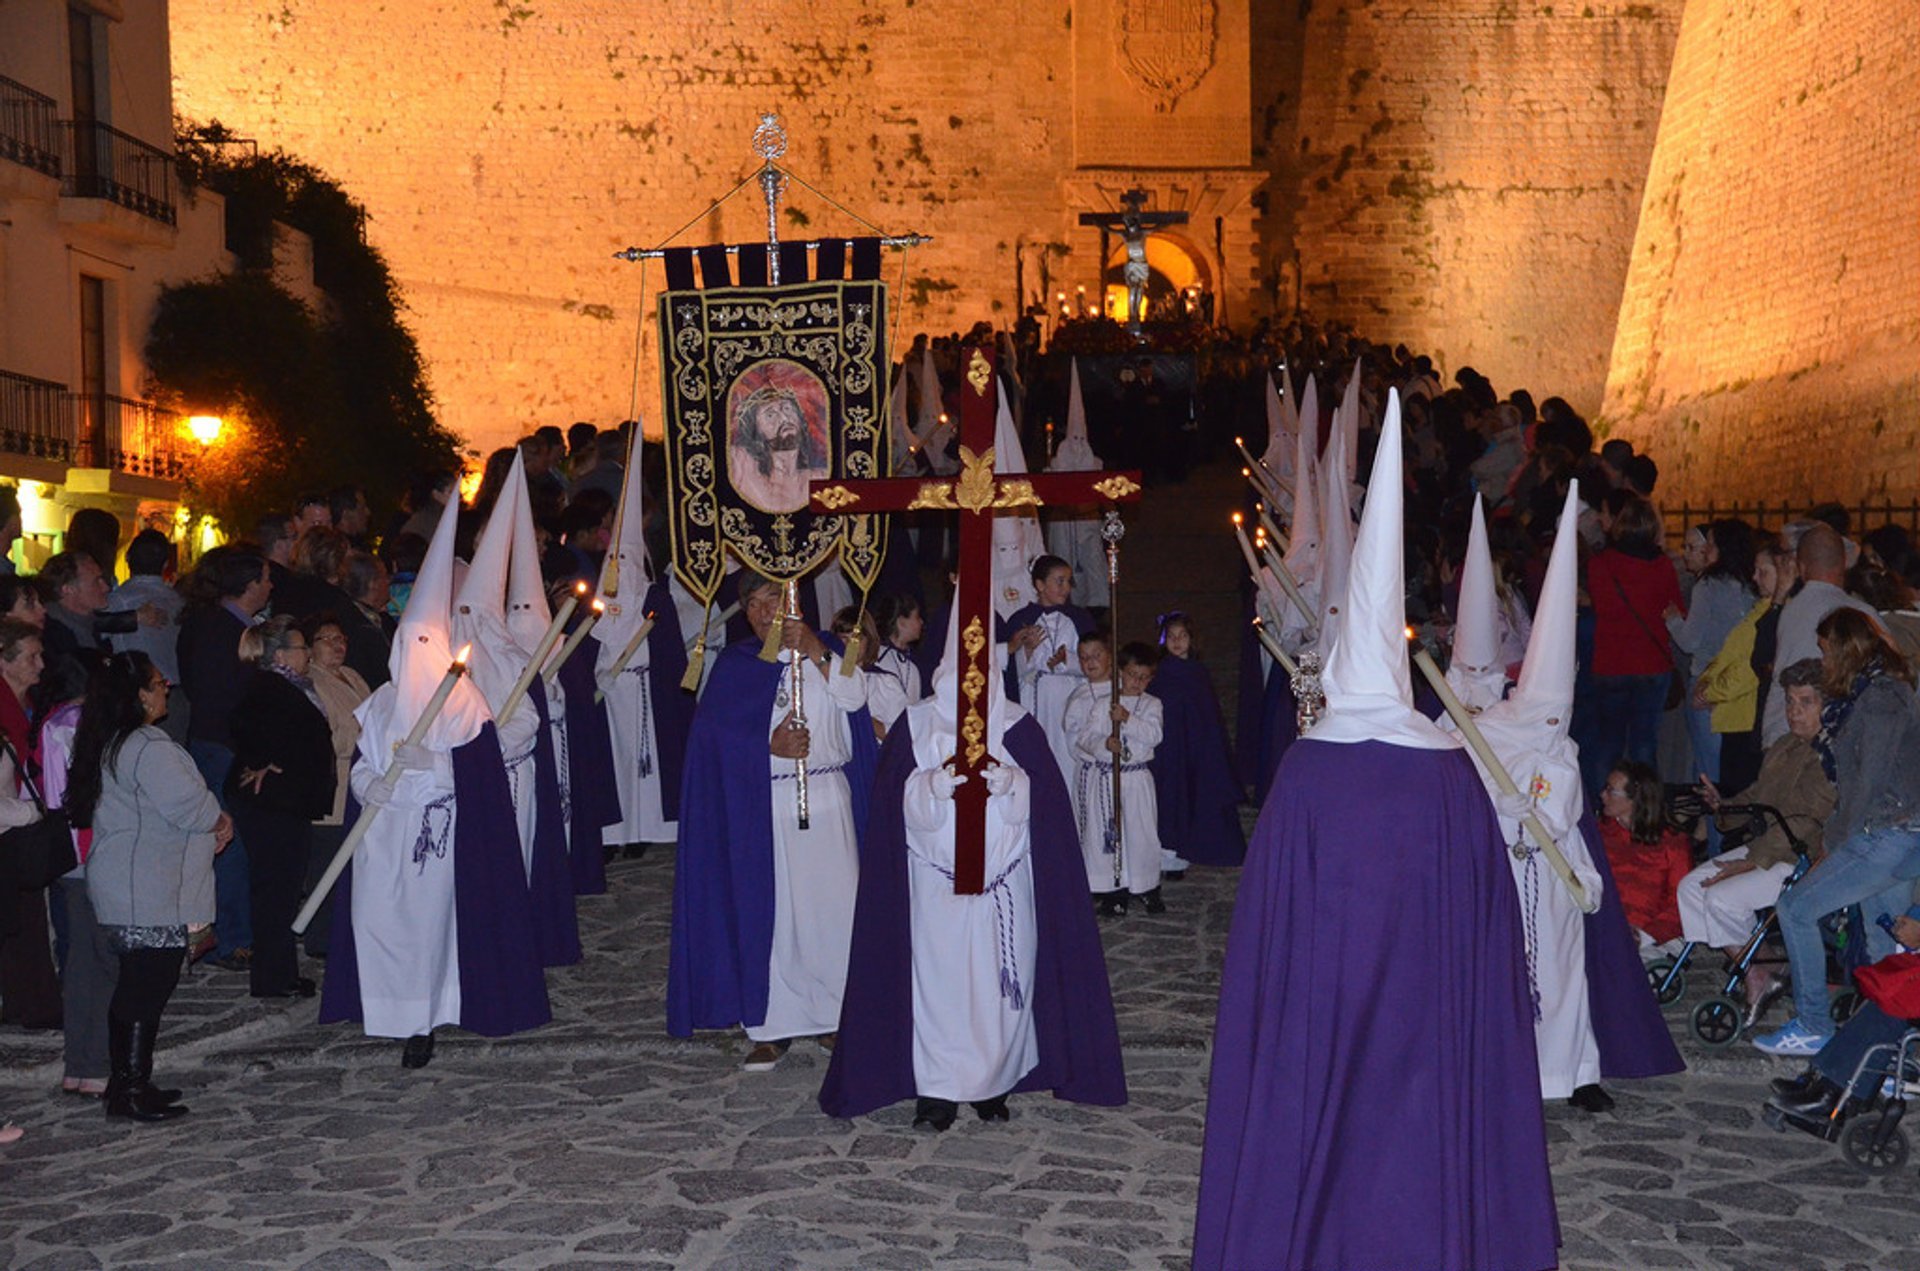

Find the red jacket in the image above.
[
  {"left": 1600, "top": 819, "right": 1693, "bottom": 944},
  {"left": 1588, "top": 548, "right": 1684, "bottom": 676}
]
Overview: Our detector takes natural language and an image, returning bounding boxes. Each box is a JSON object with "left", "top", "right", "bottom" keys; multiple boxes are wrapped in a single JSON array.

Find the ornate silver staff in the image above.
[
  {"left": 1103, "top": 509, "right": 1126, "bottom": 890},
  {"left": 784, "top": 579, "right": 811, "bottom": 830}
]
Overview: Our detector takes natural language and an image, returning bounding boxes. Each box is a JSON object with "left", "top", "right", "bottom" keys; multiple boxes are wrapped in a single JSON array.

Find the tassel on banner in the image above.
[{"left": 682, "top": 595, "right": 715, "bottom": 692}]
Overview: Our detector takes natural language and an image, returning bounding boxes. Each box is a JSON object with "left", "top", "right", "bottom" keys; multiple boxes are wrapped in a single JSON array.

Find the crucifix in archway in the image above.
[{"left": 1078, "top": 188, "right": 1190, "bottom": 336}]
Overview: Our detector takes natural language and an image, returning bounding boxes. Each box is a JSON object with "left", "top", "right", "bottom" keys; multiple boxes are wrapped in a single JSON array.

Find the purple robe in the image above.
[
  {"left": 1254, "top": 658, "right": 1298, "bottom": 802},
  {"left": 819, "top": 712, "right": 1127, "bottom": 1116},
  {"left": 1581, "top": 813, "right": 1686, "bottom": 1078},
  {"left": 1233, "top": 593, "right": 1266, "bottom": 787},
  {"left": 556, "top": 633, "right": 621, "bottom": 895},
  {"left": 319, "top": 722, "right": 552, "bottom": 1037},
  {"left": 639, "top": 578, "right": 694, "bottom": 825},
  {"left": 1147, "top": 653, "right": 1245, "bottom": 866},
  {"left": 1195, "top": 739, "right": 1558, "bottom": 1271},
  {"left": 528, "top": 685, "right": 582, "bottom": 965},
  {"left": 666, "top": 642, "right": 878, "bottom": 1036}
]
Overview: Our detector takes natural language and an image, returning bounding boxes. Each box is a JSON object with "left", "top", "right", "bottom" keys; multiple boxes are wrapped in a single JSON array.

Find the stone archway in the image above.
[{"left": 1102, "top": 232, "right": 1214, "bottom": 322}]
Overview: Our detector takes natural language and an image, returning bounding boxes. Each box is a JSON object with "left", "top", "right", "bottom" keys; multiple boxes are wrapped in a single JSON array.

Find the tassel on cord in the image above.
[{"left": 681, "top": 594, "right": 714, "bottom": 692}]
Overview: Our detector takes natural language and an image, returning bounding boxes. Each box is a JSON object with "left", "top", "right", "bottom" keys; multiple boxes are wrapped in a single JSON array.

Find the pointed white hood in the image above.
[
  {"left": 451, "top": 452, "right": 524, "bottom": 712},
  {"left": 1048, "top": 357, "right": 1102, "bottom": 473},
  {"left": 596, "top": 429, "right": 654, "bottom": 648},
  {"left": 992, "top": 381, "right": 1047, "bottom": 618},
  {"left": 1316, "top": 414, "right": 1355, "bottom": 652},
  {"left": 1283, "top": 395, "right": 1321, "bottom": 587},
  {"left": 505, "top": 455, "right": 555, "bottom": 658},
  {"left": 909, "top": 584, "right": 1022, "bottom": 766},
  {"left": 1337, "top": 358, "right": 1363, "bottom": 485},
  {"left": 1260, "top": 370, "right": 1295, "bottom": 480},
  {"left": 376, "top": 490, "right": 492, "bottom": 752},
  {"left": 1445, "top": 494, "right": 1507, "bottom": 711},
  {"left": 1308, "top": 389, "right": 1457, "bottom": 749}
]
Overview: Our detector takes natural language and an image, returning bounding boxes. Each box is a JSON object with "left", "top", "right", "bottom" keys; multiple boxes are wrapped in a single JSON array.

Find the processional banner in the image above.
[{"left": 657, "top": 256, "right": 889, "bottom": 608}]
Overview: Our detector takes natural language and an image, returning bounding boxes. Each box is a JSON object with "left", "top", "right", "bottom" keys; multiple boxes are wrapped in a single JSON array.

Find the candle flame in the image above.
[
  {"left": 453, "top": 643, "right": 473, "bottom": 666},
  {"left": 574, "top": 581, "right": 589, "bottom": 596},
  {"left": 1234, "top": 436, "right": 1243, "bottom": 446},
  {"left": 1232, "top": 512, "right": 1244, "bottom": 526},
  {"left": 1404, "top": 626, "right": 1417, "bottom": 641},
  {"left": 591, "top": 599, "right": 606, "bottom": 614}
]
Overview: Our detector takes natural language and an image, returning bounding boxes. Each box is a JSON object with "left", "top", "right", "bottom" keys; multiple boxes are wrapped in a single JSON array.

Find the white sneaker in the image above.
[{"left": 1161, "top": 850, "right": 1191, "bottom": 873}]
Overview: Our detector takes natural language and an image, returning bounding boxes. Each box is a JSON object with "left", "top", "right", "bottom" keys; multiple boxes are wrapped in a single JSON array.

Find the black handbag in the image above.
[{"left": 0, "top": 733, "right": 77, "bottom": 891}]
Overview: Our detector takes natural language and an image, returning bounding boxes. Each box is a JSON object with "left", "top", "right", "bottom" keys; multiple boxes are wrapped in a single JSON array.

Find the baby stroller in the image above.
[
  {"left": 1644, "top": 804, "right": 1867, "bottom": 1047},
  {"left": 1763, "top": 1026, "right": 1920, "bottom": 1175}
]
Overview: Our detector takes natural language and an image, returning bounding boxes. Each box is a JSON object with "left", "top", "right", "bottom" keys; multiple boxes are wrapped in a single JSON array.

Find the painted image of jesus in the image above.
[{"left": 727, "top": 362, "right": 832, "bottom": 514}]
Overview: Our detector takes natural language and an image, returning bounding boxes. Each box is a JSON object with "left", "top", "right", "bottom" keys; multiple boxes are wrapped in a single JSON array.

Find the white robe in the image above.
[
  {"left": 749, "top": 650, "right": 869, "bottom": 1043},
  {"left": 866, "top": 644, "right": 924, "bottom": 732},
  {"left": 347, "top": 683, "right": 464, "bottom": 1039},
  {"left": 1064, "top": 684, "right": 1163, "bottom": 895},
  {"left": 1012, "top": 611, "right": 1087, "bottom": 790},
  {"left": 599, "top": 628, "right": 674, "bottom": 845},
  {"left": 902, "top": 709, "right": 1040, "bottom": 1101}
]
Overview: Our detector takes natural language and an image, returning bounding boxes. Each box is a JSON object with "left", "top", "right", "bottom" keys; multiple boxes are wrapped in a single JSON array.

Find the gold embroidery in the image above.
[
  {"left": 992, "top": 479, "right": 1042, "bottom": 509},
  {"left": 961, "top": 707, "right": 987, "bottom": 766},
  {"left": 966, "top": 348, "right": 992, "bottom": 396},
  {"left": 954, "top": 446, "right": 997, "bottom": 513},
  {"left": 907, "top": 481, "right": 957, "bottom": 511},
  {"left": 1091, "top": 475, "right": 1142, "bottom": 501},
  {"left": 812, "top": 485, "right": 860, "bottom": 510}
]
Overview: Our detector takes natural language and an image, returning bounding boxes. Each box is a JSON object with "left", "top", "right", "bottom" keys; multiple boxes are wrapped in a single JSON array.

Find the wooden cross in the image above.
[
  {"left": 810, "top": 344, "right": 1142, "bottom": 893},
  {"left": 1078, "top": 188, "right": 1189, "bottom": 332}
]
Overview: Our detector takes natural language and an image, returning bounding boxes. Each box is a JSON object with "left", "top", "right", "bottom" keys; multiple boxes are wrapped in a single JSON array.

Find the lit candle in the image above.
[
  {"left": 1409, "top": 641, "right": 1591, "bottom": 911},
  {"left": 1231, "top": 513, "right": 1263, "bottom": 580},
  {"left": 544, "top": 598, "right": 607, "bottom": 685},
  {"left": 594, "top": 611, "right": 657, "bottom": 704},
  {"left": 294, "top": 644, "right": 472, "bottom": 935},
  {"left": 499, "top": 582, "right": 584, "bottom": 725},
  {"left": 1251, "top": 616, "right": 1298, "bottom": 677},
  {"left": 1255, "top": 502, "right": 1289, "bottom": 554}
]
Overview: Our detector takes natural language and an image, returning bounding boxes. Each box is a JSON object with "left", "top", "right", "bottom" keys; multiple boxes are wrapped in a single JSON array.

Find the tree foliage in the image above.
[{"left": 147, "top": 121, "right": 462, "bottom": 531}]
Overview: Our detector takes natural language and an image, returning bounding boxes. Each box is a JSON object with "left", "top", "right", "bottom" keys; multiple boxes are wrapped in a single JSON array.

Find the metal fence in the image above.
[
  {"left": 1664, "top": 501, "right": 1920, "bottom": 547},
  {"left": 0, "top": 75, "right": 61, "bottom": 177},
  {"left": 0, "top": 369, "right": 78, "bottom": 464},
  {"left": 70, "top": 393, "right": 185, "bottom": 481},
  {"left": 61, "top": 118, "right": 176, "bottom": 225}
]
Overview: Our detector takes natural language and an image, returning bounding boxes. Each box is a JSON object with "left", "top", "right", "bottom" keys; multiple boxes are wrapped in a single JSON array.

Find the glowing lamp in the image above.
[{"left": 187, "top": 415, "right": 224, "bottom": 444}]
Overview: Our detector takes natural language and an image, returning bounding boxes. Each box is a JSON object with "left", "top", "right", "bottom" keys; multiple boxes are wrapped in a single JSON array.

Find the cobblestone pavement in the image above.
[{"left": 2, "top": 849, "right": 1916, "bottom": 1271}]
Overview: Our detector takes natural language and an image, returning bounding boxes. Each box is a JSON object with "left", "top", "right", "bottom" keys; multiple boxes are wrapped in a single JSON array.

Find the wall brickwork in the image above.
[
  {"left": 1284, "top": 1, "right": 1683, "bottom": 415},
  {"left": 1601, "top": 0, "right": 1920, "bottom": 507}
]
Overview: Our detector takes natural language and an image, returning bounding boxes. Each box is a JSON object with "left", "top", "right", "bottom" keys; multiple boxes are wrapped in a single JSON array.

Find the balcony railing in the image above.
[
  {"left": 61, "top": 118, "right": 175, "bottom": 225},
  {"left": 0, "top": 75, "right": 61, "bottom": 177},
  {"left": 68, "top": 392, "right": 185, "bottom": 481},
  {"left": 0, "top": 369, "right": 78, "bottom": 464}
]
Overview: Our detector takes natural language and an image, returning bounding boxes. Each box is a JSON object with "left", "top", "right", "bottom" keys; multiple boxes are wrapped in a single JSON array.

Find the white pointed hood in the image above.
[
  {"left": 1337, "top": 358, "right": 1363, "bottom": 485},
  {"left": 992, "top": 380, "right": 1047, "bottom": 618},
  {"left": 909, "top": 584, "right": 1022, "bottom": 767},
  {"left": 1445, "top": 494, "right": 1507, "bottom": 711},
  {"left": 451, "top": 453, "right": 524, "bottom": 712},
  {"left": 889, "top": 371, "right": 916, "bottom": 475},
  {"left": 1308, "top": 389, "right": 1457, "bottom": 749},
  {"left": 375, "top": 490, "right": 491, "bottom": 752},
  {"left": 506, "top": 457, "right": 554, "bottom": 658},
  {"left": 1284, "top": 396, "right": 1321, "bottom": 587},
  {"left": 596, "top": 429, "right": 654, "bottom": 649},
  {"left": 1316, "top": 413, "right": 1355, "bottom": 651},
  {"left": 1260, "top": 370, "right": 1295, "bottom": 480},
  {"left": 1048, "top": 357, "right": 1102, "bottom": 473}
]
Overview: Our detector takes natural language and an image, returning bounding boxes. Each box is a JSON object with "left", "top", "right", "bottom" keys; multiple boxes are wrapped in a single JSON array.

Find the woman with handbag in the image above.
[
  {"left": 0, "top": 618, "right": 61, "bottom": 1031},
  {"left": 1586, "top": 494, "right": 1684, "bottom": 776},
  {"left": 70, "top": 653, "right": 232, "bottom": 1122}
]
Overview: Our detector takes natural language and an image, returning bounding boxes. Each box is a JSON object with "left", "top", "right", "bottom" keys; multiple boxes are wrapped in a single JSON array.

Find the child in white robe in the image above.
[
  {"left": 1064, "top": 636, "right": 1164, "bottom": 916},
  {"left": 863, "top": 593, "right": 926, "bottom": 734}
]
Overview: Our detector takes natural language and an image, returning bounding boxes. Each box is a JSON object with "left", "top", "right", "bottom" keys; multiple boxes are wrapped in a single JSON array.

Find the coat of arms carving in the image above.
[{"left": 1114, "top": 0, "right": 1218, "bottom": 113}]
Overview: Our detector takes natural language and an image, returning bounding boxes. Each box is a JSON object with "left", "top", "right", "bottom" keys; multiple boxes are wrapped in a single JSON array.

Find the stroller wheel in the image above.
[
  {"left": 1831, "top": 989, "right": 1863, "bottom": 1026},
  {"left": 1840, "top": 1115, "right": 1909, "bottom": 1175},
  {"left": 1690, "top": 995, "right": 1743, "bottom": 1048},
  {"left": 1647, "top": 959, "right": 1686, "bottom": 1005}
]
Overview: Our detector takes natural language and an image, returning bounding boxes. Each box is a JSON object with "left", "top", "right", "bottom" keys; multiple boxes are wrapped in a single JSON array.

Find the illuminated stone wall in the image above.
[
  {"left": 1282, "top": 1, "right": 1684, "bottom": 414},
  {"left": 1601, "top": 0, "right": 1920, "bottom": 507}
]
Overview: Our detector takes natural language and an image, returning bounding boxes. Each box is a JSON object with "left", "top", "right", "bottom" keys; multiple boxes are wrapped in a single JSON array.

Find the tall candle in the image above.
[
  {"left": 544, "top": 598, "right": 606, "bottom": 685},
  {"left": 499, "top": 583, "right": 582, "bottom": 726},
  {"left": 1231, "top": 513, "right": 1263, "bottom": 580}
]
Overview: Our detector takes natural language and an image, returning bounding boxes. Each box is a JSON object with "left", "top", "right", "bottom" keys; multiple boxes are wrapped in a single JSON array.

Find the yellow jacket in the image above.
[{"left": 1695, "top": 598, "right": 1769, "bottom": 734}]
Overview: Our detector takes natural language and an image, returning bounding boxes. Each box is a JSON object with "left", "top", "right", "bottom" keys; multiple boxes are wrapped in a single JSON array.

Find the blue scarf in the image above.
[{"left": 1813, "top": 660, "right": 1883, "bottom": 782}]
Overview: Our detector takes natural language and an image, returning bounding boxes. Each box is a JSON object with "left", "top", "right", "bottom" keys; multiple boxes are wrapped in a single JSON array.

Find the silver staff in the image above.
[
  {"left": 1103, "top": 509, "right": 1126, "bottom": 890},
  {"left": 784, "top": 579, "right": 811, "bottom": 830}
]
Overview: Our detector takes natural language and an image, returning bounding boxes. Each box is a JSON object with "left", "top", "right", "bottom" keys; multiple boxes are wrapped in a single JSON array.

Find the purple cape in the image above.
[
  {"left": 1581, "top": 813, "right": 1686, "bottom": 1078},
  {"left": 319, "top": 722, "right": 553, "bottom": 1037},
  {"left": 1147, "top": 653, "right": 1246, "bottom": 866},
  {"left": 639, "top": 577, "right": 693, "bottom": 825},
  {"left": 528, "top": 685, "right": 583, "bottom": 965},
  {"left": 666, "top": 642, "right": 878, "bottom": 1036},
  {"left": 556, "top": 632, "right": 621, "bottom": 895},
  {"left": 1195, "top": 739, "right": 1558, "bottom": 1271},
  {"left": 1254, "top": 657, "right": 1298, "bottom": 802},
  {"left": 818, "top": 712, "right": 1127, "bottom": 1117}
]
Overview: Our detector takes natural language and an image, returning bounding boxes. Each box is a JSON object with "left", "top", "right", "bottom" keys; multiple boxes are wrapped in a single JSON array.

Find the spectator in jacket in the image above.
[
  {"left": 1761, "top": 524, "right": 1879, "bottom": 745},
  {"left": 296, "top": 614, "right": 371, "bottom": 959},
  {"left": 70, "top": 652, "right": 232, "bottom": 1121},
  {"left": 1756, "top": 609, "right": 1920, "bottom": 1057},
  {"left": 1598, "top": 760, "right": 1693, "bottom": 954},
  {"left": 1586, "top": 495, "right": 1684, "bottom": 771},
  {"left": 0, "top": 619, "right": 58, "bottom": 1030},
  {"left": 226, "top": 618, "right": 337, "bottom": 999}
]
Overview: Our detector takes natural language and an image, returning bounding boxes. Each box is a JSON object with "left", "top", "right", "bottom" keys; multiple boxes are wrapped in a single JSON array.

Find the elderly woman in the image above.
[
  {"left": 1678, "top": 658, "right": 1836, "bottom": 1011},
  {"left": 0, "top": 618, "right": 59, "bottom": 1031},
  {"left": 296, "top": 613, "right": 371, "bottom": 960},
  {"left": 71, "top": 652, "right": 232, "bottom": 1121},
  {"left": 1756, "top": 609, "right": 1920, "bottom": 1057},
  {"left": 227, "top": 617, "right": 337, "bottom": 999}
]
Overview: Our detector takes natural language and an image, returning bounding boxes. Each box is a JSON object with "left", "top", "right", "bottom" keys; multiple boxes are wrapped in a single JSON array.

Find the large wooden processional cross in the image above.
[{"left": 810, "top": 345, "right": 1142, "bottom": 894}]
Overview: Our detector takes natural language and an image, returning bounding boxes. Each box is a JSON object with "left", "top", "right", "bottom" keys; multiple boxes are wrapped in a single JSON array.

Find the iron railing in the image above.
[
  {"left": 61, "top": 118, "right": 175, "bottom": 225},
  {"left": 1665, "top": 501, "right": 1920, "bottom": 546},
  {"left": 0, "top": 75, "right": 61, "bottom": 177},
  {"left": 67, "top": 392, "right": 184, "bottom": 480},
  {"left": 0, "top": 369, "right": 78, "bottom": 464}
]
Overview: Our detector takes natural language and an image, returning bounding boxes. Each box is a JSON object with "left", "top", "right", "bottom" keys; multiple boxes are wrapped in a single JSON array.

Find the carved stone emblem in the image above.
[{"left": 1115, "top": 0, "right": 1218, "bottom": 113}]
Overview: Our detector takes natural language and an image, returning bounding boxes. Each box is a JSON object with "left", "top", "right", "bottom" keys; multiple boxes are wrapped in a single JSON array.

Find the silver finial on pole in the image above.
[{"left": 753, "top": 112, "right": 791, "bottom": 284}]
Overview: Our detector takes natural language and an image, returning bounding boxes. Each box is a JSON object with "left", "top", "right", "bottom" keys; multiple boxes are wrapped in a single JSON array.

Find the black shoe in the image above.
[
  {"left": 106, "top": 1019, "right": 188, "bottom": 1122},
  {"left": 912, "top": 1097, "right": 958, "bottom": 1132},
  {"left": 401, "top": 1033, "right": 436, "bottom": 1069},
  {"left": 624, "top": 843, "right": 651, "bottom": 861},
  {"left": 1567, "top": 1084, "right": 1615, "bottom": 1113},
  {"left": 1769, "top": 1075, "right": 1843, "bottom": 1119},
  {"left": 1770, "top": 1069, "right": 1822, "bottom": 1100},
  {"left": 251, "top": 977, "right": 317, "bottom": 1000},
  {"left": 1095, "top": 892, "right": 1128, "bottom": 919},
  {"left": 1137, "top": 887, "right": 1167, "bottom": 915},
  {"left": 971, "top": 1095, "right": 1010, "bottom": 1123},
  {"left": 1161, "top": 869, "right": 1187, "bottom": 882}
]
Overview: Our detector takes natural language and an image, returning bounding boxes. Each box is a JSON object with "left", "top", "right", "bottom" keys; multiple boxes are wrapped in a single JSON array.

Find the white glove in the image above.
[
  {"left": 391, "top": 742, "right": 433, "bottom": 772},
  {"left": 982, "top": 763, "right": 1018, "bottom": 797},
  {"left": 929, "top": 768, "right": 967, "bottom": 801},
  {"left": 362, "top": 772, "right": 399, "bottom": 808},
  {"left": 1493, "top": 788, "right": 1535, "bottom": 825}
]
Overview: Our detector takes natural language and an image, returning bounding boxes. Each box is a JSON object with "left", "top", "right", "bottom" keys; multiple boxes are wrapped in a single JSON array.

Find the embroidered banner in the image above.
[{"left": 658, "top": 280, "right": 889, "bottom": 604}]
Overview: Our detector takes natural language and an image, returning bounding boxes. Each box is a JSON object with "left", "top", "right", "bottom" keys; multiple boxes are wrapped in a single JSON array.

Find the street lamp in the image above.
[{"left": 187, "top": 414, "right": 224, "bottom": 445}]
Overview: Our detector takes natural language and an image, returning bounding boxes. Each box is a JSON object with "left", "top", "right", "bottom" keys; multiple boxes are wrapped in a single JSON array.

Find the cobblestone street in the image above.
[{"left": 2, "top": 848, "right": 1916, "bottom": 1270}]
